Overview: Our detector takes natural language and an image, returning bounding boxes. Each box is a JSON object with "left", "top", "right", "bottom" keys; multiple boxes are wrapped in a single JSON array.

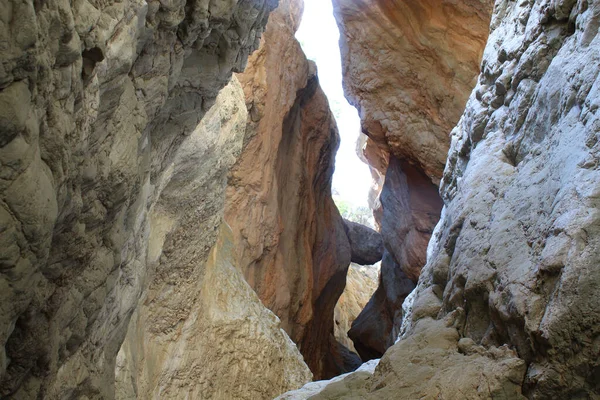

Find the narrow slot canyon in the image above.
[{"left": 1, "top": 0, "right": 599, "bottom": 400}]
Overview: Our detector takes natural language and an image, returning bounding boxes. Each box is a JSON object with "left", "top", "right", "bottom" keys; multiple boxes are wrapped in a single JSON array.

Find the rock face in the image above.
[
  {"left": 333, "top": 263, "right": 379, "bottom": 354},
  {"left": 225, "top": 0, "right": 356, "bottom": 380},
  {"left": 116, "top": 223, "right": 311, "bottom": 400},
  {"left": 114, "top": 77, "right": 311, "bottom": 399},
  {"left": 280, "top": 315, "right": 526, "bottom": 399},
  {"left": 0, "top": 0, "right": 277, "bottom": 397},
  {"left": 348, "top": 251, "right": 415, "bottom": 361},
  {"left": 343, "top": 219, "right": 384, "bottom": 265},
  {"left": 409, "top": 0, "right": 600, "bottom": 397},
  {"left": 377, "top": 159, "right": 445, "bottom": 283},
  {"left": 332, "top": 0, "right": 494, "bottom": 181},
  {"left": 332, "top": 0, "right": 493, "bottom": 359},
  {"left": 276, "top": 359, "right": 381, "bottom": 400},
  {"left": 296, "top": 0, "right": 600, "bottom": 398},
  {"left": 348, "top": 158, "right": 443, "bottom": 359}
]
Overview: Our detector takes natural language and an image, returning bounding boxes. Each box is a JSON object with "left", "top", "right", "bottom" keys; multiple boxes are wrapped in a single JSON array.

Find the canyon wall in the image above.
[
  {"left": 0, "top": 0, "right": 281, "bottom": 397},
  {"left": 332, "top": 0, "right": 493, "bottom": 181},
  {"left": 411, "top": 0, "right": 600, "bottom": 396},
  {"left": 114, "top": 76, "right": 311, "bottom": 399},
  {"left": 332, "top": 0, "right": 494, "bottom": 358},
  {"left": 349, "top": 157, "right": 444, "bottom": 359},
  {"left": 225, "top": 0, "right": 357, "bottom": 379},
  {"left": 281, "top": 0, "right": 600, "bottom": 397}
]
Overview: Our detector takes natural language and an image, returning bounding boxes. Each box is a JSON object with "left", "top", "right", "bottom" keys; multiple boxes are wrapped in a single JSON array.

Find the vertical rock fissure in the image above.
[
  {"left": 224, "top": 0, "right": 359, "bottom": 381},
  {"left": 348, "top": 158, "right": 443, "bottom": 361},
  {"left": 328, "top": 0, "right": 494, "bottom": 363},
  {"left": 280, "top": 0, "right": 600, "bottom": 397},
  {"left": 292, "top": 0, "right": 386, "bottom": 373}
]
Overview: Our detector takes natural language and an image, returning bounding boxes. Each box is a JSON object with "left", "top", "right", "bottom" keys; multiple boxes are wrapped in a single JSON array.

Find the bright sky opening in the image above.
[{"left": 295, "top": 0, "right": 373, "bottom": 209}]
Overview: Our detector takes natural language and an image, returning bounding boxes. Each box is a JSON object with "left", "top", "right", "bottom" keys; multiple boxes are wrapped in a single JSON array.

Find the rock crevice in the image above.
[
  {"left": 332, "top": 0, "right": 493, "bottom": 360},
  {"left": 225, "top": 0, "right": 358, "bottom": 379},
  {"left": 282, "top": 0, "right": 600, "bottom": 398}
]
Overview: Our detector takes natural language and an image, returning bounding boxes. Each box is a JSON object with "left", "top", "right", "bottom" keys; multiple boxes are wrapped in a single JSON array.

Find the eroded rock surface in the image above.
[
  {"left": 0, "top": 0, "right": 275, "bottom": 397},
  {"left": 280, "top": 314, "right": 526, "bottom": 399},
  {"left": 349, "top": 251, "right": 415, "bottom": 361},
  {"left": 349, "top": 157, "right": 443, "bottom": 359},
  {"left": 116, "top": 223, "right": 311, "bottom": 400},
  {"left": 343, "top": 219, "right": 384, "bottom": 265},
  {"left": 332, "top": 0, "right": 492, "bottom": 360},
  {"left": 319, "top": 0, "right": 600, "bottom": 398},
  {"left": 225, "top": 0, "right": 356, "bottom": 380},
  {"left": 332, "top": 0, "right": 494, "bottom": 181},
  {"left": 113, "top": 77, "right": 311, "bottom": 399},
  {"left": 410, "top": 0, "right": 600, "bottom": 397},
  {"left": 276, "top": 359, "right": 380, "bottom": 400}
]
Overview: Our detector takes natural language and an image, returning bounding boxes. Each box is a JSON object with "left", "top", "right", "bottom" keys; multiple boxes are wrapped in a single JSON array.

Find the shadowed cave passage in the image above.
[
  {"left": 294, "top": 0, "right": 444, "bottom": 370},
  {"left": 348, "top": 158, "right": 443, "bottom": 361}
]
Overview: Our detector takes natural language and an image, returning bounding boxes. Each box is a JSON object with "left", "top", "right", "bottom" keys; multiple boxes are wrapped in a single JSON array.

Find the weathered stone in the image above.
[
  {"left": 113, "top": 76, "right": 311, "bottom": 399},
  {"left": 115, "top": 223, "right": 311, "bottom": 400},
  {"left": 410, "top": 0, "right": 600, "bottom": 397},
  {"left": 324, "top": 0, "right": 600, "bottom": 398},
  {"left": 0, "top": 0, "right": 276, "bottom": 397},
  {"left": 332, "top": 0, "right": 491, "bottom": 358},
  {"left": 275, "top": 359, "right": 380, "bottom": 400},
  {"left": 348, "top": 157, "right": 442, "bottom": 360},
  {"left": 332, "top": 0, "right": 494, "bottom": 181},
  {"left": 348, "top": 251, "right": 415, "bottom": 361},
  {"left": 379, "top": 158, "right": 444, "bottom": 283},
  {"left": 284, "top": 314, "right": 526, "bottom": 399},
  {"left": 343, "top": 219, "right": 384, "bottom": 265},
  {"left": 224, "top": 0, "right": 354, "bottom": 380}
]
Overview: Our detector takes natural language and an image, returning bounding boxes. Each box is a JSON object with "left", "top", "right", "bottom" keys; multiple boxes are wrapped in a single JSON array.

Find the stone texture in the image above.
[
  {"left": 367, "top": 315, "right": 526, "bottom": 399},
  {"left": 343, "top": 219, "right": 384, "bottom": 265},
  {"left": 408, "top": 0, "right": 600, "bottom": 397},
  {"left": 332, "top": 0, "right": 494, "bottom": 181},
  {"left": 113, "top": 76, "right": 311, "bottom": 399},
  {"left": 0, "top": 0, "right": 275, "bottom": 397},
  {"left": 333, "top": 0, "right": 491, "bottom": 362},
  {"left": 378, "top": 158, "right": 444, "bottom": 283},
  {"left": 348, "top": 157, "right": 443, "bottom": 360},
  {"left": 348, "top": 251, "right": 415, "bottom": 361},
  {"left": 281, "top": 314, "right": 526, "bottom": 399},
  {"left": 115, "top": 223, "right": 311, "bottom": 400},
  {"left": 322, "top": 0, "right": 600, "bottom": 398},
  {"left": 224, "top": 0, "right": 356, "bottom": 380},
  {"left": 275, "top": 359, "right": 380, "bottom": 400},
  {"left": 334, "top": 263, "right": 379, "bottom": 353}
]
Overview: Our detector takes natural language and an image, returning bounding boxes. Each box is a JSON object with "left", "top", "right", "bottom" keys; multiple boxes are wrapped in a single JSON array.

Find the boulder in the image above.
[{"left": 343, "top": 219, "right": 384, "bottom": 265}]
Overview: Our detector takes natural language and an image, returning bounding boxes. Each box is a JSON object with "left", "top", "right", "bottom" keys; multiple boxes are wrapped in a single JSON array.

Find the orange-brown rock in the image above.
[
  {"left": 349, "top": 158, "right": 443, "bottom": 360},
  {"left": 332, "top": 0, "right": 494, "bottom": 181},
  {"left": 333, "top": 0, "right": 493, "bottom": 359},
  {"left": 379, "top": 158, "right": 444, "bottom": 282},
  {"left": 225, "top": 0, "right": 356, "bottom": 380}
]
